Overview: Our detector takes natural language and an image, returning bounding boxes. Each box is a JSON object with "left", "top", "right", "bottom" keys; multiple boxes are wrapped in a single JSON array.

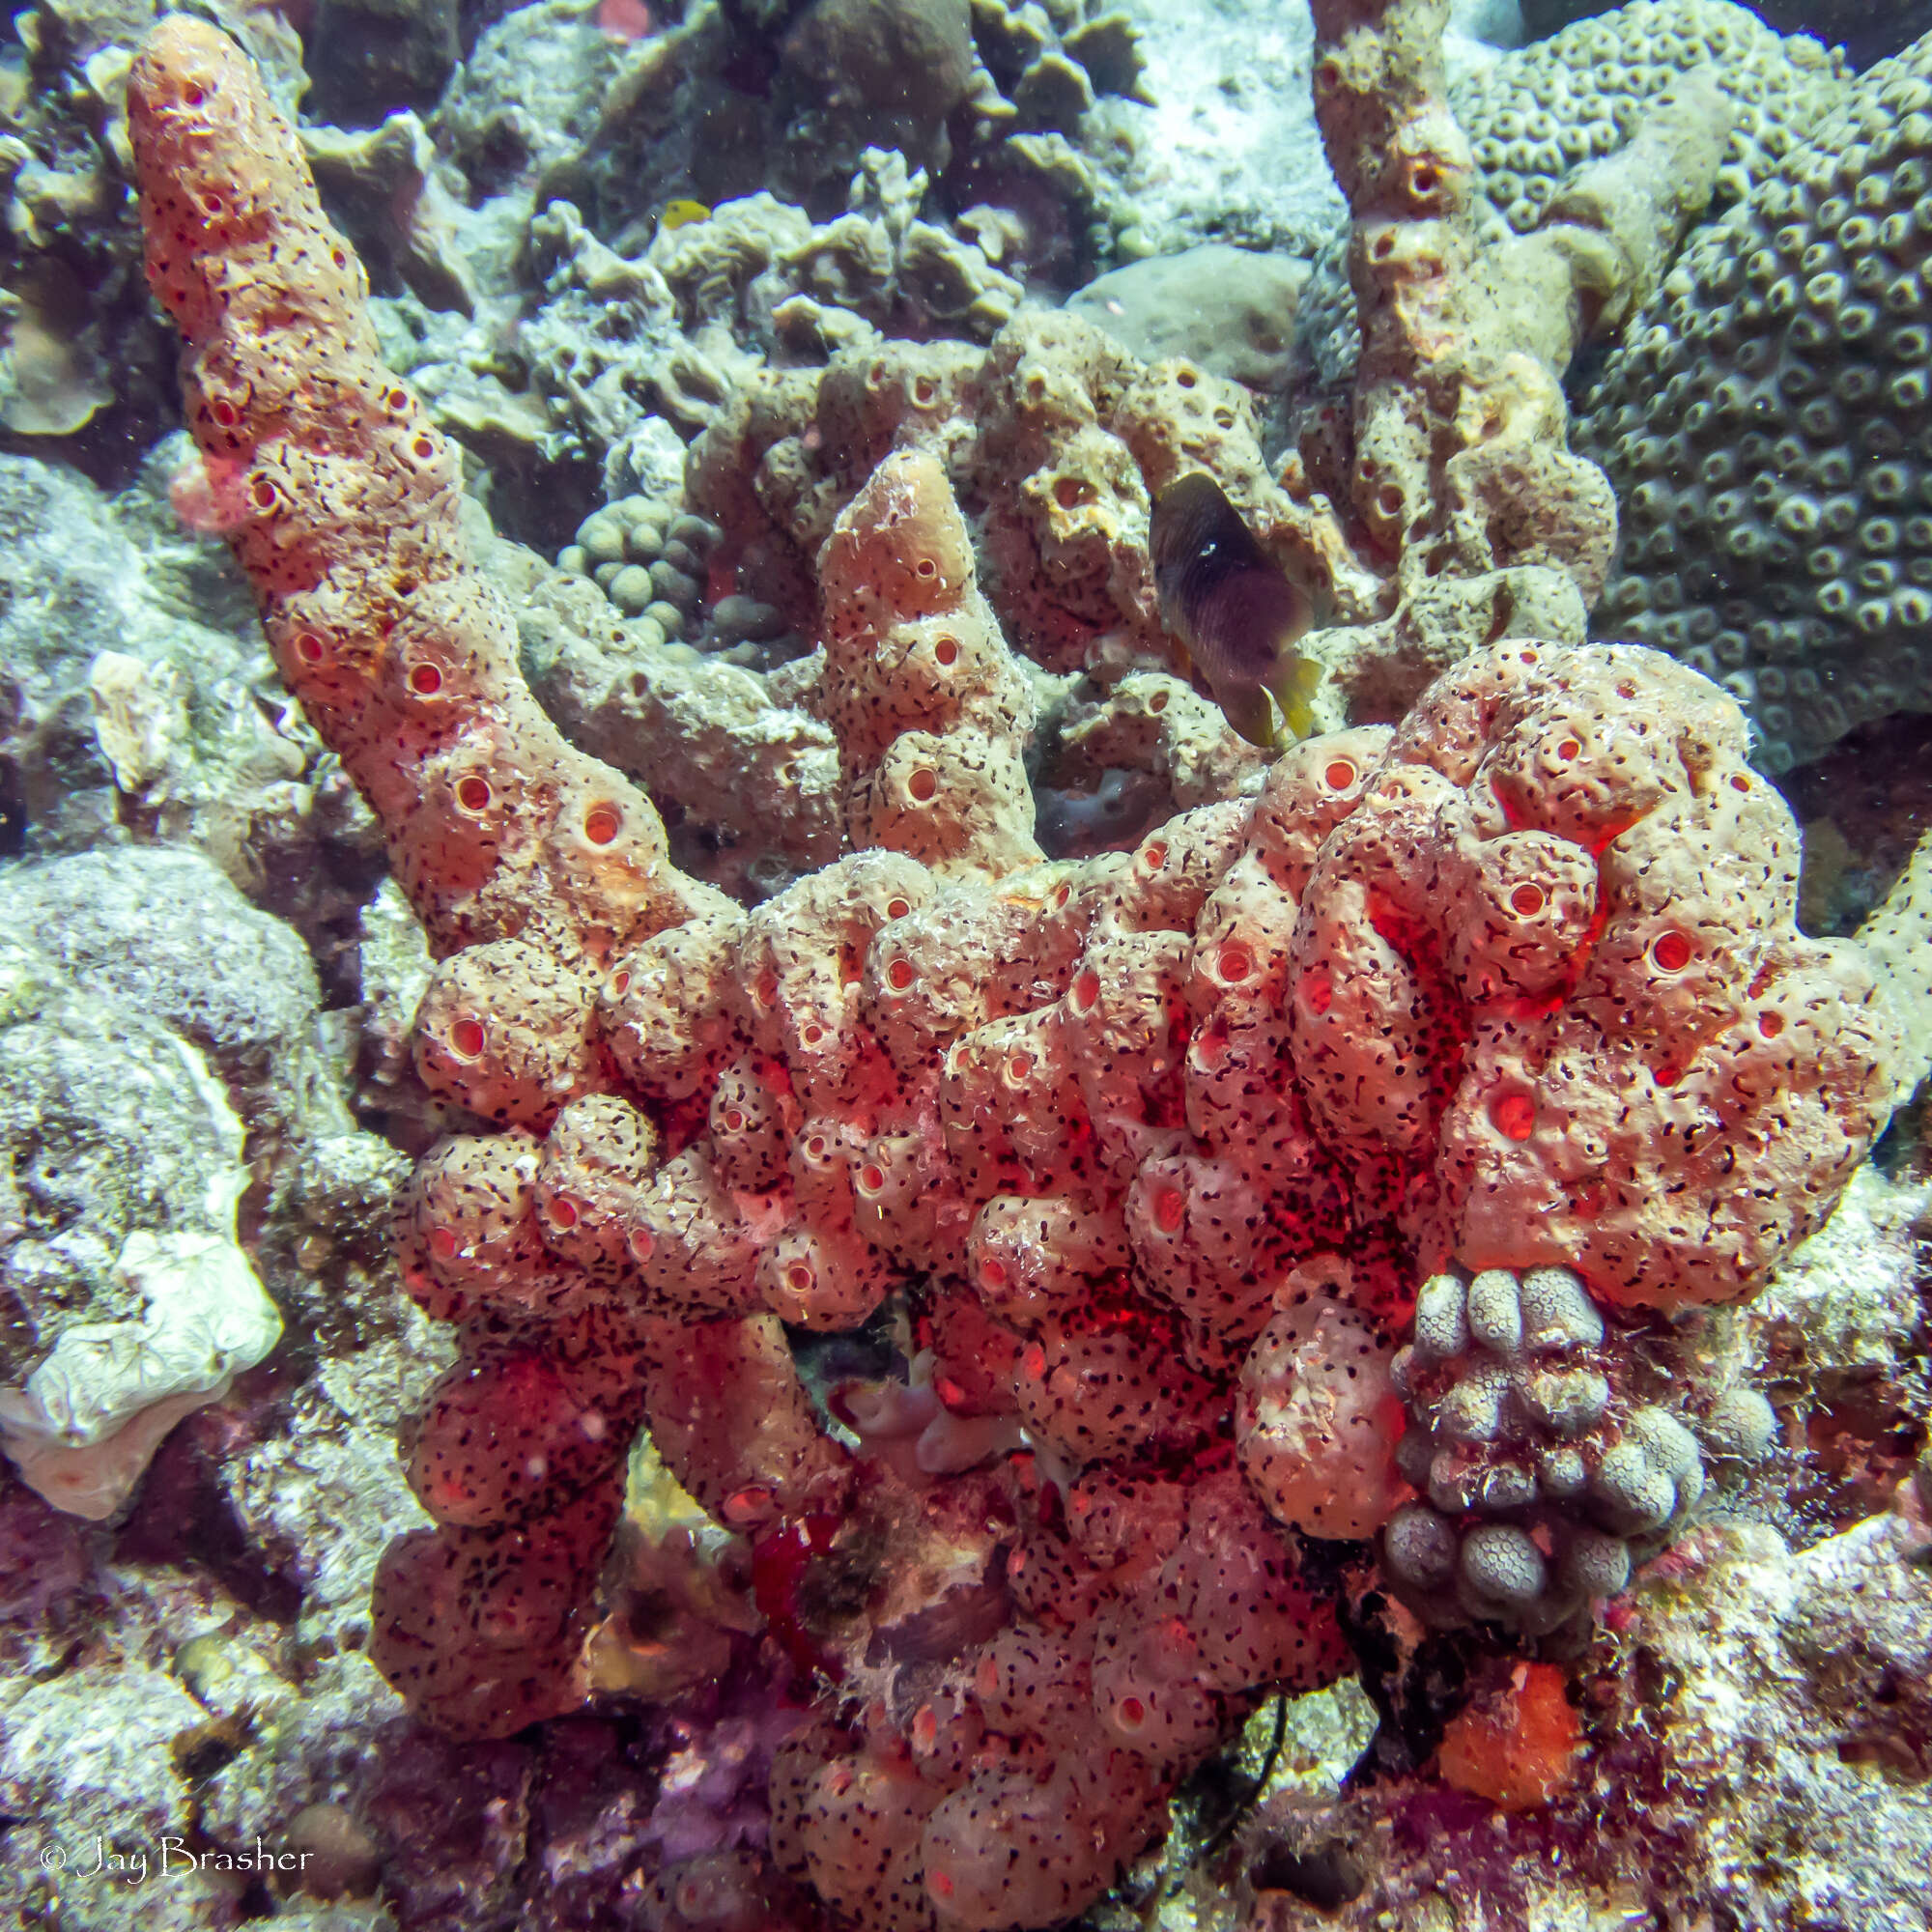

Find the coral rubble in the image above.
[{"left": 0, "top": 844, "right": 410, "bottom": 1520}]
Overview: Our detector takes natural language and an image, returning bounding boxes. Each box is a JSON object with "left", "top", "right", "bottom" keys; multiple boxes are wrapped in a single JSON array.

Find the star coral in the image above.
[
  {"left": 1577, "top": 29, "right": 1932, "bottom": 769},
  {"left": 128, "top": 14, "right": 1915, "bottom": 1932}
]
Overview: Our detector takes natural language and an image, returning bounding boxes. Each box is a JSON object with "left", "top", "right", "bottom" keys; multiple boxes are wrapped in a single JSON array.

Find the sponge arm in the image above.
[{"left": 127, "top": 16, "right": 721, "bottom": 965}]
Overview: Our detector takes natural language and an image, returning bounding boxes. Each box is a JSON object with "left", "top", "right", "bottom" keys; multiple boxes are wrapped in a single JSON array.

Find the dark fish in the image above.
[{"left": 1151, "top": 471, "right": 1321, "bottom": 749}]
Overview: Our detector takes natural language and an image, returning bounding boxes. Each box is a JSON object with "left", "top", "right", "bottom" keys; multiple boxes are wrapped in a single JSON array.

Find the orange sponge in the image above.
[{"left": 1438, "top": 1662, "right": 1584, "bottom": 1811}]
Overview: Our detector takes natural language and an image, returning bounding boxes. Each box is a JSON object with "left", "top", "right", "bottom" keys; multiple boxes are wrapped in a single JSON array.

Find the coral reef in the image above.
[
  {"left": 386, "top": 145, "right": 1024, "bottom": 538},
  {"left": 431, "top": 0, "right": 1147, "bottom": 307},
  {"left": 337, "top": 0, "right": 1864, "bottom": 848},
  {"left": 0, "top": 841, "right": 426, "bottom": 1932},
  {"left": 683, "top": 0, "right": 1759, "bottom": 748},
  {"left": 127, "top": 30, "right": 1914, "bottom": 1902},
  {"left": 0, "top": 3, "right": 1910, "bottom": 1932}
]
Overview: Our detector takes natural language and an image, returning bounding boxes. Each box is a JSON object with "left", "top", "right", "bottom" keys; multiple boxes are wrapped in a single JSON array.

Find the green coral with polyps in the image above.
[{"left": 1577, "top": 33, "right": 1932, "bottom": 769}]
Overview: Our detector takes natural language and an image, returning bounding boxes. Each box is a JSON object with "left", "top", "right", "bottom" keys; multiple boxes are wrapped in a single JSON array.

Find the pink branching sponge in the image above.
[
  {"left": 128, "top": 13, "right": 735, "bottom": 1735},
  {"left": 127, "top": 14, "right": 731, "bottom": 1038},
  {"left": 130, "top": 20, "right": 1910, "bottom": 1931},
  {"left": 818, "top": 448, "right": 1044, "bottom": 878},
  {"left": 1299, "top": 645, "right": 1906, "bottom": 1307}
]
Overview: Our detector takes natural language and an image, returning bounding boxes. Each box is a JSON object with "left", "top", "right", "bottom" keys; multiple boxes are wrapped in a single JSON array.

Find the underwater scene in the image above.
[{"left": 1, "top": 0, "right": 1931, "bottom": 1927}]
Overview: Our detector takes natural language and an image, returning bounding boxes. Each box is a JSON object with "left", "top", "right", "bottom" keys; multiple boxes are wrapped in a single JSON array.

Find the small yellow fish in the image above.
[
  {"left": 659, "top": 198, "right": 712, "bottom": 232},
  {"left": 1150, "top": 470, "right": 1321, "bottom": 750}
]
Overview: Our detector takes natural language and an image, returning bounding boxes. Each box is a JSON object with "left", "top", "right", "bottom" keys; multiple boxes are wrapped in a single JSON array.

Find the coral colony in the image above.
[{"left": 0, "top": 0, "right": 1922, "bottom": 1927}]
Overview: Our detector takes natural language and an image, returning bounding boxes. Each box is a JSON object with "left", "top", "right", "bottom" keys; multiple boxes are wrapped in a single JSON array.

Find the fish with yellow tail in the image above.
[{"left": 1150, "top": 470, "right": 1322, "bottom": 750}]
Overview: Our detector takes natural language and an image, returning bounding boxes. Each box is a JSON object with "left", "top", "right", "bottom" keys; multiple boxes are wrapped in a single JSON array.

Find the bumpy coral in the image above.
[
  {"left": 131, "top": 18, "right": 1916, "bottom": 1932},
  {"left": 1577, "top": 36, "right": 1932, "bottom": 769},
  {"left": 1381, "top": 1263, "right": 1776, "bottom": 1633},
  {"left": 563, "top": 496, "right": 724, "bottom": 638}
]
